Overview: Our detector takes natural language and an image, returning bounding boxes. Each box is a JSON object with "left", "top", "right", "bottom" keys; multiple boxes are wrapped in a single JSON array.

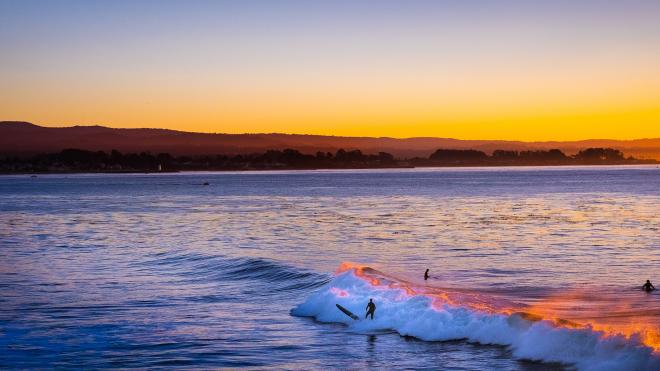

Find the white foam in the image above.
[{"left": 291, "top": 269, "right": 659, "bottom": 371}]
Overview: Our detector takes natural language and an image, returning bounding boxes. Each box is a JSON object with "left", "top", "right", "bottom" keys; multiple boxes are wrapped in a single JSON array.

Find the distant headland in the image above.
[{"left": 0, "top": 121, "right": 658, "bottom": 173}]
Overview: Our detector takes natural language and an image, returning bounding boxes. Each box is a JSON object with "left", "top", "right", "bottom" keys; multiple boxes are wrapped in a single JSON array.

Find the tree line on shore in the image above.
[
  {"left": 0, "top": 147, "right": 655, "bottom": 173},
  {"left": 420, "top": 147, "right": 651, "bottom": 165}
]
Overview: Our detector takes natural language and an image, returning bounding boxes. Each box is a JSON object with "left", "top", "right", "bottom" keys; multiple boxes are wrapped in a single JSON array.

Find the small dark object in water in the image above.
[
  {"left": 203, "top": 182, "right": 210, "bottom": 186},
  {"left": 30, "top": 175, "right": 37, "bottom": 178},
  {"left": 642, "top": 280, "right": 655, "bottom": 292}
]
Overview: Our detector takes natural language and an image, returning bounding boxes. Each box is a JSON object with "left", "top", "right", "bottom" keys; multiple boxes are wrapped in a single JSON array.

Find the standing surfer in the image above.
[
  {"left": 365, "top": 299, "right": 376, "bottom": 320},
  {"left": 642, "top": 280, "right": 656, "bottom": 292},
  {"left": 424, "top": 269, "right": 430, "bottom": 281}
]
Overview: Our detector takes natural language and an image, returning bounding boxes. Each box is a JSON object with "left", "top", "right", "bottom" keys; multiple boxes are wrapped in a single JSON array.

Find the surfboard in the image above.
[{"left": 336, "top": 304, "right": 359, "bottom": 320}]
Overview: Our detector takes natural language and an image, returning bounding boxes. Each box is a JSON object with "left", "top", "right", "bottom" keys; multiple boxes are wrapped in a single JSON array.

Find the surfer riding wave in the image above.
[{"left": 291, "top": 262, "right": 660, "bottom": 371}]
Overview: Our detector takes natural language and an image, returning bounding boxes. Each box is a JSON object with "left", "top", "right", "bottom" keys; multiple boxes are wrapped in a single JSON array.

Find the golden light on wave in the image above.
[
  {"left": 336, "top": 262, "right": 660, "bottom": 352},
  {"left": 526, "top": 291, "right": 660, "bottom": 352}
]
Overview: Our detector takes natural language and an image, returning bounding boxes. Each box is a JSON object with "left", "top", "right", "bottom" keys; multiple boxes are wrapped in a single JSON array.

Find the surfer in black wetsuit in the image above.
[
  {"left": 642, "top": 280, "right": 656, "bottom": 292},
  {"left": 424, "top": 269, "right": 429, "bottom": 281},
  {"left": 365, "top": 299, "right": 376, "bottom": 320}
]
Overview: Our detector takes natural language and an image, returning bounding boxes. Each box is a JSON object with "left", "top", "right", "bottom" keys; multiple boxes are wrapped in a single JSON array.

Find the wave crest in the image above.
[{"left": 291, "top": 264, "right": 659, "bottom": 371}]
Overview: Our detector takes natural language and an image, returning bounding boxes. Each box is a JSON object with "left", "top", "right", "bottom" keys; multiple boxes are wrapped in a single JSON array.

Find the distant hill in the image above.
[{"left": 2, "top": 121, "right": 660, "bottom": 160}]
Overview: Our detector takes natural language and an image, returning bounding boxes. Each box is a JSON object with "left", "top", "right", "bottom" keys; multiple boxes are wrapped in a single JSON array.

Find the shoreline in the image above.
[{"left": 2, "top": 162, "right": 658, "bottom": 176}]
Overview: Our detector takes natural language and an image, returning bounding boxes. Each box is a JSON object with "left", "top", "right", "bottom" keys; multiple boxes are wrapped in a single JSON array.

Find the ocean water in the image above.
[{"left": 0, "top": 166, "right": 659, "bottom": 370}]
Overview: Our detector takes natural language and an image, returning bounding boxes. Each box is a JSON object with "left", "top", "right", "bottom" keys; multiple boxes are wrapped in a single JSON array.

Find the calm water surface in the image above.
[{"left": 0, "top": 166, "right": 659, "bottom": 369}]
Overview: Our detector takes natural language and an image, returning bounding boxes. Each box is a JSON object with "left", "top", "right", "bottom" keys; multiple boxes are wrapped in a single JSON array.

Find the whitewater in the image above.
[{"left": 293, "top": 264, "right": 659, "bottom": 371}]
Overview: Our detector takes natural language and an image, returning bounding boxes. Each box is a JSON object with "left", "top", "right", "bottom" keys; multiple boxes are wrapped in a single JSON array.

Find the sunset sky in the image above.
[{"left": 1, "top": 0, "right": 659, "bottom": 140}]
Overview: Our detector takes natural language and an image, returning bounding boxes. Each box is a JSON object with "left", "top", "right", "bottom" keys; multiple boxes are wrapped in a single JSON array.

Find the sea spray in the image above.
[{"left": 291, "top": 266, "right": 660, "bottom": 371}]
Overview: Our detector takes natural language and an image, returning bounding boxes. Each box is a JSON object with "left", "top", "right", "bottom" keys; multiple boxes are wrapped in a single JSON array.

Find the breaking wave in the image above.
[{"left": 291, "top": 263, "right": 659, "bottom": 371}]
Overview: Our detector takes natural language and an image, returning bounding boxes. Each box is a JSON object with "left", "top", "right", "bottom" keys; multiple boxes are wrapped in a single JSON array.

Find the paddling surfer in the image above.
[
  {"left": 365, "top": 299, "right": 376, "bottom": 320},
  {"left": 642, "top": 280, "right": 656, "bottom": 292}
]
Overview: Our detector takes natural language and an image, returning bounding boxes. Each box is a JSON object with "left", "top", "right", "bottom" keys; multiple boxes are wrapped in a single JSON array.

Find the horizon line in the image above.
[{"left": 3, "top": 121, "right": 659, "bottom": 144}]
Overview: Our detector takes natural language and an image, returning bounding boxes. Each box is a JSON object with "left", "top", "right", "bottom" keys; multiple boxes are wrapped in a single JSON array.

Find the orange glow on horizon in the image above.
[
  {"left": 4, "top": 56, "right": 660, "bottom": 141},
  {"left": 7, "top": 100, "right": 660, "bottom": 142}
]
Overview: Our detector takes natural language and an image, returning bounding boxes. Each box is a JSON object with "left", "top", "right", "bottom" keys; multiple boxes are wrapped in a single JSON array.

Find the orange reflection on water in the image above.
[
  {"left": 336, "top": 263, "right": 659, "bottom": 351},
  {"left": 526, "top": 290, "right": 660, "bottom": 352}
]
